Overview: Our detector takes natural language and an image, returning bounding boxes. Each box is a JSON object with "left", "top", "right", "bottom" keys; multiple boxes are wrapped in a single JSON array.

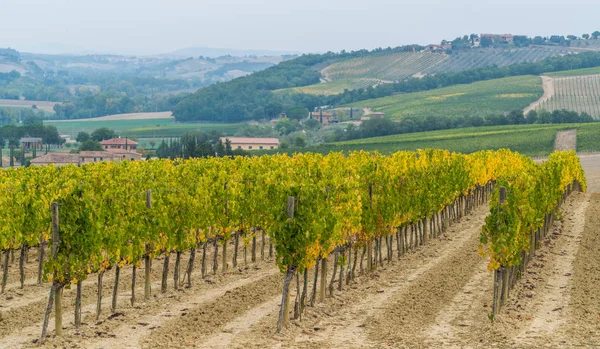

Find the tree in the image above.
[
  {"left": 593, "top": 31, "right": 600, "bottom": 39},
  {"left": 304, "top": 118, "right": 321, "bottom": 131},
  {"left": 286, "top": 107, "right": 309, "bottom": 120},
  {"left": 275, "top": 118, "right": 297, "bottom": 135},
  {"left": 76, "top": 131, "right": 90, "bottom": 143},
  {"left": 79, "top": 140, "right": 104, "bottom": 151},
  {"left": 480, "top": 36, "right": 493, "bottom": 47},
  {"left": 583, "top": 34, "right": 590, "bottom": 40},
  {"left": 90, "top": 127, "right": 117, "bottom": 141},
  {"left": 149, "top": 140, "right": 156, "bottom": 149},
  {"left": 23, "top": 114, "right": 43, "bottom": 125},
  {"left": 532, "top": 36, "right": 545, "bottom": 45},
  {"left": 567, "top": 35, "right": 578, "bottom": 41},
  {"left": 294, "top": 136, "right": 306, "bottom": 148}
]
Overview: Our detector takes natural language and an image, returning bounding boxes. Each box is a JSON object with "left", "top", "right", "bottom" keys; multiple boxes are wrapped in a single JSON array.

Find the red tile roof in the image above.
[
  {"left": 220, "top": 137, "right": 280, "bottom": 145},
  {"left": 100, "top": 138, "right": 138, "bottom": 146}
]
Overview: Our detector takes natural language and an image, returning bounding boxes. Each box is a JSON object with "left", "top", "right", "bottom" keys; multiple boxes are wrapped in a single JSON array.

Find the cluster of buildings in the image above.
[
  {"left": 30, "top": 138, "right": 141, "bottom": 166},
  {"left": 425, "top": 34, "right": 521, "bottom": 52}
]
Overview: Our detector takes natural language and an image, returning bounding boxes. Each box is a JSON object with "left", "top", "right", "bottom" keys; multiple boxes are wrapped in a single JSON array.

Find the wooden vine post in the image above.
[
  {"left": 40, "top": 202, "right": 62, "bottom": 343},
  {"left": 144, "top": 190, "right": 152, "bottom": 300},
  {"left": 37, "top": 235, "right": 45, "bottom": 285},
  {"left": 492, "top": 186, "right": 507, "bottom": 316},
  {"left": 277, "top": 196, "right": 298, "bottom": 333}
]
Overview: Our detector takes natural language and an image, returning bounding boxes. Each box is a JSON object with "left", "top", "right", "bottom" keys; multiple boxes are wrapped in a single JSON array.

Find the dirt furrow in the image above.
[
  {"left": 366, "top": 209, "right": 489, "bottom": 348},
  {"left": 564, "top": 193, "right": 600, "bottom": 344},
  {"left": 139, "top": 269, "right": 282, "bottom": 348},
  {"left": 224, "top": 205, "right": 490, "bottom": 349},
  {"left": 514, "top": 194, "right": 588, "bottom": 346},
  {"left": 425, "top": 258, "right": 491, "bottom": 347}
]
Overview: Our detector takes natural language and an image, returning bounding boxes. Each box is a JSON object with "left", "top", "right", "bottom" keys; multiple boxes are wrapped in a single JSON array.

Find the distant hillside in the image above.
[
  {"left": 169, "top": 47, "right": 300, "bottom": 58},
  {"left": 279, "top": 46, "right": 586, "bottom": 96},
  {"left": 174, "top": 47, "right": 600, "bottom": 123}
]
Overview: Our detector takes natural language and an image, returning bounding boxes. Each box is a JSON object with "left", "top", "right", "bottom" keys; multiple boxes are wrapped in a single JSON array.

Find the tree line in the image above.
[
  {"left": 329, "top": 109, "right": 595, "bottom": 142},
  {"left": 155, "top": 131, "right": 247, "bottom": 159}
]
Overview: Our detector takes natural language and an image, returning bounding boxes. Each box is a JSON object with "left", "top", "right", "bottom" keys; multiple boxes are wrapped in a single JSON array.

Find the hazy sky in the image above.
[{"left": 1, "top": 0, "right": 599, "bottom": 55}]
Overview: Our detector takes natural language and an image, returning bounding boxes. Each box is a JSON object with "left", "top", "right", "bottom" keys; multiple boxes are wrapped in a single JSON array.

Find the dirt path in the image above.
[
  {"left": 554, "top": 129, "right": 577, "bottom": 151},
  {"left": 524, "top": 75, "right": 554, "bottom": 115}
]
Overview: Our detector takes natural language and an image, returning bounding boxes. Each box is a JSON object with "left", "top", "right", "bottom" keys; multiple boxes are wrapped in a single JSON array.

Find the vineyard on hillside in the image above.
[
  {"left": 280, "top": 46, "right": 580, "bottom": 96},
  {"left": 536, "top": 74, "right": 600, "bottom": 118},
  {"left": 424, "top": 46, "right": 575, "bottom": 74},
  {"left": 322, "top": 52, "right": 446, "bottom": 83},
  {"left": 348, "top": 75, "right": 543, "bottom": 120},
  {"left": 0, "top": 149, "right": 585, "bottom": 346}
]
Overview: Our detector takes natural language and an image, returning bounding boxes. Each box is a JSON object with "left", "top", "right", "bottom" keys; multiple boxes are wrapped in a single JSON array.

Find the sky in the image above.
[{"left": 0, "top": 0, "right": 599, "bottom": 56}]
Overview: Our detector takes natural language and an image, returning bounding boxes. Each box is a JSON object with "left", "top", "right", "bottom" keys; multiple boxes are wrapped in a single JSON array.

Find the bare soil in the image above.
[
  {"left": 2, "top": 155, "right": 600, "bottom": 348},
  {"left": 554, "top": 129, "right": 577, "bottom": 151}
]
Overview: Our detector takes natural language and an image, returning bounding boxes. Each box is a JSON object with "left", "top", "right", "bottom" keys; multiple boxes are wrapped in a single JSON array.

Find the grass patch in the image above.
[
  {"left": 546, "top": 66, "right": 600, "bottom": 77},
  {"left": 45, "top": 118, "right": 242, "bottom": 138}
]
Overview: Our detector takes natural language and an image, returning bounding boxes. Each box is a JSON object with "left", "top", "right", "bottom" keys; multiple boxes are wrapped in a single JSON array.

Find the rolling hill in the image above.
[{"left": 276, "top": 46, "right": 592, "bottom": 96}]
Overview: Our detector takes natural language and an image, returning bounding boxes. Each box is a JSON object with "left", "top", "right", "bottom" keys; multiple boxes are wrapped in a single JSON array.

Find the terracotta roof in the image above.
[
  {"left": 20, "top": 137, "right": 43, "bottom": 143},
  {"left": 311, "top": 112, "right": 333, "bottom": 117},
  {"left": 100, "top": 138, "right": 139, "bottom": 146},
  {"left": 104, "top": 149, "right": 141, "bottom": 155},
  {"left": 220, "top": 137, "right": 280, "bottom": 145},
  {"left": 79, "top": 151, "right": 120, "bottom": 158},
  {"left": 30, "top": 153, "right": 79, "bottom": 164},
  {"left": 80, "top": 151, "right": 141, "bottom": 159}
]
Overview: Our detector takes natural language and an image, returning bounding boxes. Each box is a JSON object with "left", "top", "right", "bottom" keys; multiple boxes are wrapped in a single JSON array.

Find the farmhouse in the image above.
[
  {"left": 310, "top": 111, "right": 335, "bottom": 125},
  {"left": 100, "top": 137, "right": 138, "bottom": 151},
  {"left": 29, "top": 153, "right": 80, "bottom": 166},
  {"left": 30, "top": 150, "right": 142, "bottom": 166},
  {"left": 20, "top": 137, "right": 43, "bottom": 151},
  {"left": 480, "top": 34, "right": 515, "bottom": 45},
  {"left": 220, "top": 137, "right": 280, "bottom": 151},
  {"left": 425, "top": 44, "right": 442, "bottom": 52},
  {"left": 60, "top": 134, "right": 76, "bottom": 144}
]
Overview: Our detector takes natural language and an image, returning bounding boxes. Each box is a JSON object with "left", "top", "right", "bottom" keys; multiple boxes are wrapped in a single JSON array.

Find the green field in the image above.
[
  {"left": 348, "top": 76, "right": 543, "bottom": 120},
  {"left": 45, "top": 118, "right": 243, "bottom": 138},
  {"left": 546, "top": 66, "right": 600, "bottom": 77},
  {"left": 264, "top": 123, "right": 600, "bottom": 157},
  {"left": 276, "top": 79, "right": 375, "bottom": 96}
]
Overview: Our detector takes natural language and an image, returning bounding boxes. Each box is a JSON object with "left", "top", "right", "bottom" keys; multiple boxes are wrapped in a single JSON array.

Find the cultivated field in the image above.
[
  {"left": 0, "top": 99, "right": 57, "bottom": 113},
  {"left": 322, "top": 51, "right": 446, "bottom": 83},
  {"left": 536, "top": 74, "right": 600, "bottom": 118},
  {"left": 424, "top": 46, "right": 576, "bottom": 74},
  {"left": 349, "top": 75, "right": 543, "bottom": 121},
  {"left": 267, "top": 123, "right": 600, "bottom": 157},
  {"left": 49, "top": 112, "right": 174, "bottom": 122},
  {"left": 45, "top": 118, "right": 242, "bottom": 138},
  {"left": 276, "top": 79, "right": 376, "bottom": 96},
  {"left": 1, "top": 152, "right": 598, "bottom": 348}
]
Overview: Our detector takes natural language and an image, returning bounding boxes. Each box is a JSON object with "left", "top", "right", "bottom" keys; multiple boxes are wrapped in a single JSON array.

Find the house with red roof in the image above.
[{"left": 100, "top": 138, "right": 138, "bottom": 151}]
